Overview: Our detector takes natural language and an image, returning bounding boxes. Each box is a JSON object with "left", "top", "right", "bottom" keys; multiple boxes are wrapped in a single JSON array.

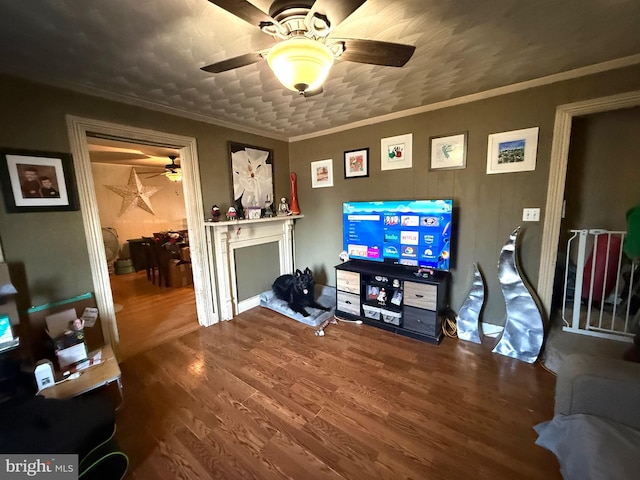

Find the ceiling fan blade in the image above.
[
  {"left": 201, "top": 52, "right": 263, "bottom": 73},
  {"left": 308, "top": 0, "right": 366, "bottom": 29},
  {"left": 337, "top": 39, "right": 415, "bottom": 67},
  {"left": 207, "top": 0, "right": 276, "bottom": 27}
]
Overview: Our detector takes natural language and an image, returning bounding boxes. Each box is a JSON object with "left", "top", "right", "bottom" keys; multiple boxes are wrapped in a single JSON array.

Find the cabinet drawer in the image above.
[
  {"left": 337, "top": 291, "right": 360, "bottom": 316},
  {"left": 337, "top": 270, "right": 360, "bottom": 294},
  {"left": 403, "top": 306, "right": 441, "bottom": 337},
  {"left": 403, "top": 281, "right": 437, "bottom": 310}
]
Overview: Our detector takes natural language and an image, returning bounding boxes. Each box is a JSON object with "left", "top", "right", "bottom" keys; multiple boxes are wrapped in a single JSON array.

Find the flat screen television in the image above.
[{"left": 342, "top": 199, "right": 453, "bottom": 271}]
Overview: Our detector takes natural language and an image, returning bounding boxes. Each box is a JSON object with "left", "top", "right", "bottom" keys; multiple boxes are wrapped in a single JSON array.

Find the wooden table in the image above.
[{"left": 39, "top": 345, "right": 123, "bottom": 406}]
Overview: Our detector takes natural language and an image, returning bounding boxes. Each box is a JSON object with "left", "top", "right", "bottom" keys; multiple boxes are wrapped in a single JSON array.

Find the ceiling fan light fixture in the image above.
[
  {"left": 164, "top": 171, "right": 182, "bottom": 182},
  {"left": 266, "top": 37, "right": 334, "bottom": 93}
]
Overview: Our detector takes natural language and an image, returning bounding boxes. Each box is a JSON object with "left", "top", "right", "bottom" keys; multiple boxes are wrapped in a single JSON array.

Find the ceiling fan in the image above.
[
  {"left": 201, "top": 0, "right": 416, "bottom": 95},
  {"left": 143, "top": 156, "right": 182, "bottom": 182}
]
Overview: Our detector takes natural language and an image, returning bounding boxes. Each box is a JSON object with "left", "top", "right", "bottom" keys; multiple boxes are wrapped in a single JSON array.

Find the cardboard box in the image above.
[
  {"left": 169, "top": 259, "right": 192, "bottom": 287},
  {"left": 53, "top": 330, "right": 87, "bottom": 369},
  {"left": 26, "top": 292, "right": 104, "bottom": 364},
  {"left": 45, "top": 308, "right": 87, "bottom": 369},
  {"left": 179, "top": 246, "right": 191, "bottom": 262}
]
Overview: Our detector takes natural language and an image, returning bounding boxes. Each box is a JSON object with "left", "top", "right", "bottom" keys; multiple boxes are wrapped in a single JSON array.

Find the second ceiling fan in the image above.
[
  {"left": 144, "top": 156, "right": 182, "bottom": 182},
  {"left": 201, "top": 0, "right": 416, "bottom": 95}
]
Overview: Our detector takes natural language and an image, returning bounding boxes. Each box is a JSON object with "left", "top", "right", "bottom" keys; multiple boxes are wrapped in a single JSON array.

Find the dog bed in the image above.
[{"left": 259, "top": 285, "right": 336, "bottom": 327}]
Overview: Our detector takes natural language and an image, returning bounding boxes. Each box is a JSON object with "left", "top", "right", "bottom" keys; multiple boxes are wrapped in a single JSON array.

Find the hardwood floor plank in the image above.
[
  {"left": 261, "top": 433, "right": 345, "bottom": 480},
  {"left": 110, "top": 271, "right": 199, "bottom": 360},
  {"left": 203, "top": 425, "right": 288, "bottom": 480},
  {"left": 115, "top": 310, "right": 561, "bottom": 479}
]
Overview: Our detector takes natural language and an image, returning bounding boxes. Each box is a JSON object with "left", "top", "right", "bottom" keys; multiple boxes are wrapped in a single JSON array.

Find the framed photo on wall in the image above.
[
  {"left": 381, "top": 133, "right": 413, "bottom": 171},
  {"left": 429, "top": 132, "right": 467, "bottom": 170},
  {"left": 344, "top": 148, "right": 369, "bottom": 179},
  {"left": 311, "top": 159, "right": 333, "bottom": 188},
  {"left": 486, "top": 127, "right": 539, "bottom": 174},
  {"left": 0, "top": 149, "right": 78, "bottom": 212},
  {"left": 228, "top": 142, "right": 274, "bottom": 209}
]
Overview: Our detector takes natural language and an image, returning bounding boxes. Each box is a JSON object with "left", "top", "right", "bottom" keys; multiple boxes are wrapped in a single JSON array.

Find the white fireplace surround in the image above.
[{"left": 204, "top": 215, "right": 302, "bottom": 320}]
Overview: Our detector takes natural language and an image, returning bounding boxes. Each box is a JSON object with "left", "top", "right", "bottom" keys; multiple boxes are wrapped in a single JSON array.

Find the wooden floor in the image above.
[
  {"left": 110, "top": 271, "right": 199, "bottom": 361},
  {"left": 114, "top": 308, "right": 561, "bottom": 480}
]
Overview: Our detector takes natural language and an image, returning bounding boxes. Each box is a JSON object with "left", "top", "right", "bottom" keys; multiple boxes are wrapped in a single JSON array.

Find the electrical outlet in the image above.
[{"left": 522, "top": 208, "right": 540, "bottom": 222}]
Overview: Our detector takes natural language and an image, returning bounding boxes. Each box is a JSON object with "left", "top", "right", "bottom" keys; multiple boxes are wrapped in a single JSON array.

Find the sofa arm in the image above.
[{"left": 555, "top": 353, "right": 640, "bottom": 430}]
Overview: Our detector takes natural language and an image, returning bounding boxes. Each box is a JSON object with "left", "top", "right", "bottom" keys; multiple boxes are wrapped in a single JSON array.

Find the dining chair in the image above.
[{"left": 141, "top": 237, "right": 161, "bottom": 286}]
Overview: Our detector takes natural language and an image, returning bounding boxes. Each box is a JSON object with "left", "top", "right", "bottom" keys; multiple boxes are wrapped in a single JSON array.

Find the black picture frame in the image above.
[
  {"left": 344, "top": 147, "right": 369, "bottom": 179},
  {"left": 0, "top": 148, "right": 78, "bottom": 213},
  {"left": 228, "top": 142, "right": 274, "bottom": 216}
]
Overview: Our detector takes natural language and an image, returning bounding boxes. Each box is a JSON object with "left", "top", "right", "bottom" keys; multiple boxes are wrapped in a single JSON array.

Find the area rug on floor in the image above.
[{"left": 259, "top": 285, "right": 336, "bottom": 328}]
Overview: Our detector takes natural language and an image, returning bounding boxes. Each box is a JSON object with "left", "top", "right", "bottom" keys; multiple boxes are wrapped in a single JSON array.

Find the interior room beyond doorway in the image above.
[{"left": 88, "top": 136, "right": 199, "bottom": 360}]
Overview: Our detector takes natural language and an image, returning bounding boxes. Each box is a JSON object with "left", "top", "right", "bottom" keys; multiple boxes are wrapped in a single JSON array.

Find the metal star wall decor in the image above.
[{"left": 106, "top": 168, "right": 161, "bottom": 216}]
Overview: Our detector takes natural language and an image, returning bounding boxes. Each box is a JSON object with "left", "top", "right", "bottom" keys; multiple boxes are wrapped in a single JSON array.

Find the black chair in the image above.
[
  {"left": 141, "top": 237, "right": 161, "bottom": 286},
  {"left": 0, "top": 395, "right": 128, "bottom": 479}
]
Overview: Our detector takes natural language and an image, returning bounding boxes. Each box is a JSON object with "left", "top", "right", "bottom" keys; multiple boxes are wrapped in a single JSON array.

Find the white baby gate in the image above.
[{"left": 562, "top": 229, "right": 638, "bottom": 342}]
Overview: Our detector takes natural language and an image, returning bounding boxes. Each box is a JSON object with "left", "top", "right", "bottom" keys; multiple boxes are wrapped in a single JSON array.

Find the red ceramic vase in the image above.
[{"left": 289, "top": 172, "right": 300, "bottom": 215}]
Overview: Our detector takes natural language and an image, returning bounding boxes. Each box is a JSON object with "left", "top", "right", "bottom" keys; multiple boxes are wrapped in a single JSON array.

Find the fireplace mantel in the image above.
[{"left": 204, "top": 215, "right": 303, "bottom": 320}]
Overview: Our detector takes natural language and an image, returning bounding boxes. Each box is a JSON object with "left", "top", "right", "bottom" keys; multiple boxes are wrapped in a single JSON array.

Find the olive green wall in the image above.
[
  {"left": 0, "top": 74, "right": 289, "bottom": 312},
  {"left": 289, "top": 64, "right": 640, "bottom": 325},
  {"left": 2, "top": 64, "right": 640, "bottom": 328},
  {"left": 563, "top": 106, "right": 640, "bottom": 236}
]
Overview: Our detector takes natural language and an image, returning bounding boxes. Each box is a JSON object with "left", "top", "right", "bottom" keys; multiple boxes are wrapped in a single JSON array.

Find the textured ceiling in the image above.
[{"left": 0, "top": 0, "right": 639, "bottom": 140}]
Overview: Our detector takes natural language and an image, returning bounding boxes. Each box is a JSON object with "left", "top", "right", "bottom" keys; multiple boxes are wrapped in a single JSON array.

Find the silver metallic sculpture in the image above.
[
  {"left": 492, "top": 227, "right": 544, "bottom": 363},
  {"left": 456, "top": 263, "right": 484, "bottom": 343}
]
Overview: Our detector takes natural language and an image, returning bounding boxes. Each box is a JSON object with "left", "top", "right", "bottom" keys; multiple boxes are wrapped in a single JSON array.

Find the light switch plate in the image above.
[{"left": 522, "top": 208, "right": 540, "bottom": 222}]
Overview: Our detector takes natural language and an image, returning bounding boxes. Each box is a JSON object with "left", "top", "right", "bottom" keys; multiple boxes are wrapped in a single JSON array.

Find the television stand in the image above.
[{"left": 335, "top": 260, "right": 450, "bottom": 344}]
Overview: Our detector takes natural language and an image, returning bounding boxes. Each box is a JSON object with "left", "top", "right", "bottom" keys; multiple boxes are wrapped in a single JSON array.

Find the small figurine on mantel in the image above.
[
  {"left": 226, "top": 206, "right": 237, "bottom": 221},
  {"left": 277, "top": 197, "right": 291, "bottom": 216},
  {"left": 211, "top": 205, "right": 221, "bottom": 222},
  {"left": 233, "top": 198, "right": 245, "bottom": 219},
  {"left": 264, "top": 195, "right": 274, "bottom": 218}
]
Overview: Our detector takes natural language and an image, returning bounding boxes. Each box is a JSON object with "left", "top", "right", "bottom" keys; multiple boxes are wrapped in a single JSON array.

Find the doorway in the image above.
[
  {"left": 67, "top": 116, "right": 218, "bottom": 360},
  {"left": 87, "top": 136, "right": 198, "bottom": 359},
  {"left": 538, "top": 90, "right": 640, "bottom": 316}
]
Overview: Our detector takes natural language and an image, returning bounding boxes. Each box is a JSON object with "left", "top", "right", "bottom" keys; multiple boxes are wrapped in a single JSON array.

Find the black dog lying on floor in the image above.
[{"left": 272, "top": 267, "right": 330, "bottom": 317}]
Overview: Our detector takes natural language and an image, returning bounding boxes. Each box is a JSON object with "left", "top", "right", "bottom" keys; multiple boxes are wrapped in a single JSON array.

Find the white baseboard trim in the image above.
[
  {"left": 238, "top": 295, "right": 261, "bottom": 314},
  {"left": 481, "top": 322, "right": 504, "bottom": 338}
]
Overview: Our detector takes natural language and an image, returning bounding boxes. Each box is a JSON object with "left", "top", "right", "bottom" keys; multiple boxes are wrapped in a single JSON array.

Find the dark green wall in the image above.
[
  {"left": 289, "top": 64, "right": 640, "bottom": 325},
  {"left": 0, "top": 74, "right": 289, "bottom": 312}
]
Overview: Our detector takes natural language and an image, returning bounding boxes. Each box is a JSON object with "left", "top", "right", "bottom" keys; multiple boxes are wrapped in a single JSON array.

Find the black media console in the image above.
[{"left": 335, "top": 260, "right": 450, "bottom": 344}]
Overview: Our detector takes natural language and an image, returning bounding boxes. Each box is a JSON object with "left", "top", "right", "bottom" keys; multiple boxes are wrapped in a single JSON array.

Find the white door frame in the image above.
[
  {"left": 66, "top": 116, "right": 218, "bottom": 358},
  {"left": 538, "top": 90, "right": 640, "bottom": 315}
]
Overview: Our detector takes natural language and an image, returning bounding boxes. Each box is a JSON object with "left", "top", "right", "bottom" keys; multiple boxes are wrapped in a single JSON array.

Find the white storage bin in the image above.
[
  {"left": 381, "top": 309, "right": 401, "bottom": 326},
  {"left": 362, "top": 304, "right": 381, "bottom": 320}
]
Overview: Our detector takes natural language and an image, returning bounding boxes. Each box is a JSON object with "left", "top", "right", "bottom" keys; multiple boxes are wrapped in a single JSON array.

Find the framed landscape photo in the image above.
[
  {"left": 311, "top": 159, "right": 333, "bottom": 188},
  {"left": 430, "top": 132, "right": 467, "bottom": 170},
  {"left": 381, "top": 133, "right": 413, "bottom": 171},
  {"left": 0, "top": 149, "right": 78, "bottom": 212},
  {"left": 486, "top": 127, "right": 539, "bottom": 174},
  {"left": 344, "top": 148, "right": 369, "bottom": 179},
  {"left": 228, "top": 141, "right": 274, "bottom": 209}
]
